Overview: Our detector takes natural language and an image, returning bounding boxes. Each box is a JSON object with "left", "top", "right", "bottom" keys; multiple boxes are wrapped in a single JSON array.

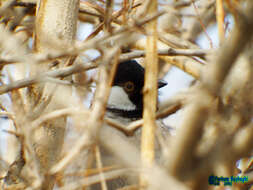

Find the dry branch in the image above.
[
  {"left": 167, "top": 0, "right": 253, "bottom": 184},
  {"left": 140, "top": 0, "right": 158, "bottom": 188}
]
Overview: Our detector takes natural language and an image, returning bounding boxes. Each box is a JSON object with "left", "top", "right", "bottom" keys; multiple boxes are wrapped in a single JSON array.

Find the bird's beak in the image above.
[{"left": 158, "top": 80, "right": 167, "bottom": 88}]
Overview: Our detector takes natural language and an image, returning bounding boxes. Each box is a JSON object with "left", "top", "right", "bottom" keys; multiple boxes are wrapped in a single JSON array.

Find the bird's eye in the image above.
[{"left": 124, "top": 81, "right": 134, "bottom": 92}]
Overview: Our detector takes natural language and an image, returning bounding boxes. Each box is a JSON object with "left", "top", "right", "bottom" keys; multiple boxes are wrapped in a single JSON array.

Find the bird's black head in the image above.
[
  {"left": 107, "top": 60, "right": 167, "bottom": 119},
  {"left": 113, "top": 60, "right": 144, "bottom": 109}
]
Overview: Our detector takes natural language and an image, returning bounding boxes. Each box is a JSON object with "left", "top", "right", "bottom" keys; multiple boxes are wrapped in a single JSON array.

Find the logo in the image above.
[{"left": 208, "top": 175, "right": 248, "bottom": 186}]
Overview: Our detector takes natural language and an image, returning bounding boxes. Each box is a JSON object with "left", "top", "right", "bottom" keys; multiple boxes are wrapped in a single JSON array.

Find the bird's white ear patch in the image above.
[{"left": 107, "top": 86, "right": 136, "bottom": 111}]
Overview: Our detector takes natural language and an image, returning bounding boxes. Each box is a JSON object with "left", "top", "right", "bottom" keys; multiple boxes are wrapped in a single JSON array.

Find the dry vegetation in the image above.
[{"left": 0, "top": 0, "right": 253, "bottom": 190}]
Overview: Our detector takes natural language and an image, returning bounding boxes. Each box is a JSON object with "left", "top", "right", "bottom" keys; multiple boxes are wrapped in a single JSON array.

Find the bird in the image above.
[{"left": 92, "top": 60, "right": 168, "bottom": 190}]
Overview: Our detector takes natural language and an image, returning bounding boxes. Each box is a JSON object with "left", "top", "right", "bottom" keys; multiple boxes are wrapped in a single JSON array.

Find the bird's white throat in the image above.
[{"left": 107, "top": 86, "right": 136, "bottom": 111}]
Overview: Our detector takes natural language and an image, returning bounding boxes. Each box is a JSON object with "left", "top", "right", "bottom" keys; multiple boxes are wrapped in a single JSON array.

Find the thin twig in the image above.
[
  {"left": 120, "top": 48, "right": 208, "bottom": 62},
  {"left": 191, "top": 0, "right": 213, "bottom": 48},
  {"left": 105, "top": 101, "right": 181, "bottom": 136},
  {"left": 95, "top": 146, "right": 108, "bottom": 190},
  {"left": 30, "top": 108, "right": 90, "bottom": 130},
  {"left": 0, "top": 62, "right": 97, "bottom": 95},
  {"left": 216, "top": 0, "right": 225, "bottom": 44}
]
